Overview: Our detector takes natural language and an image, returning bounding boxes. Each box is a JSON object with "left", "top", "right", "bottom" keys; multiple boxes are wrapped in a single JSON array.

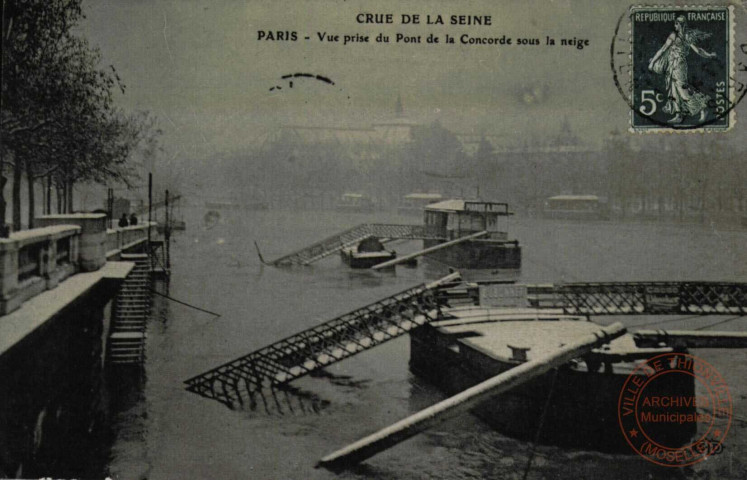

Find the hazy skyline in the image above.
[{"left": 79, "top": 0, "right": 746, "bottom": 166}]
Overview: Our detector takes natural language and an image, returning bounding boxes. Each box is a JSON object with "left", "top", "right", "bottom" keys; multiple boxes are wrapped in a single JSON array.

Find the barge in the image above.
[
  {"left": 340, "top": 237, "right": 396, "bottom": 269},
  {"left": 543, "top": 195, "right": 607, "bottom": 221},
  {"left": 422, "top": 200, "right": 521, "bottom": 279},
  {"left": 409, "top": 306, "right": 695, "bottom": 452},
  {"left": 335, "top": 193, "right": 375, "bottom": 213}
]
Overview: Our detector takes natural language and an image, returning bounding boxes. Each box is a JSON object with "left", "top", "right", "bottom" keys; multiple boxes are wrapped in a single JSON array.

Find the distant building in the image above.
[{"left": 258, "top": 95, "right": 419, "bottom": 172}]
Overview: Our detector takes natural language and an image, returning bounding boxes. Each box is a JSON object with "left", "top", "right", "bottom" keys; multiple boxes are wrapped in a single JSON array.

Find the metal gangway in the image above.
[
  {"left": 264, "top": 223, "right": 446, "bottom": 267},
  {"left": 522, "top": 281, "right": 747, "bottom": 315},
  {"left": 184, "top": 273, "right": 461, "bottom": 408}
]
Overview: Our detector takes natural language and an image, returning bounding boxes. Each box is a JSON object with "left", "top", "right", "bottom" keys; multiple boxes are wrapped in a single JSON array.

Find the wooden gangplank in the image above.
[
  {"left": 372, "top": 230, "right": 489, "bottom": 270},
  {"left": 184, "top": 273, "right": 461, "bottom": 408},
  {"left": 519, "top": 282, "right": 747, "bottom": 315},
  {"left": 131, "top": 194, "right": 182, "bottom": 215},
  {"left": 268, "top": 223, "right": 446, "bottom": 266},
  {"left": 318, "top": 323, "right": 627, "bottom": 471}
]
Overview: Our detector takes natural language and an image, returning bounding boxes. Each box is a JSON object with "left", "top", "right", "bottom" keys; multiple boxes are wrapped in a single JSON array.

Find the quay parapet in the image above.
[
  {"left": 0, "top": 214, "right": 155, "bottom": 315},
  {"left": 0, "top": 215, "right": 157, "bottom": 478}
]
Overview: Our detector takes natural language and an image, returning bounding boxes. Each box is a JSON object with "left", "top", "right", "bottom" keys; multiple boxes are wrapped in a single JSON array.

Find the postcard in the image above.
[{"left": 1, "top": 1, "right": 746, "bottom": 479}]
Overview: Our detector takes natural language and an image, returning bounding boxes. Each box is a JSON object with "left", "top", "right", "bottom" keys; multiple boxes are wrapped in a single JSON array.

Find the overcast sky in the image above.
[{"left": 80, "top": 0, "right": 746, "bottom": 162}]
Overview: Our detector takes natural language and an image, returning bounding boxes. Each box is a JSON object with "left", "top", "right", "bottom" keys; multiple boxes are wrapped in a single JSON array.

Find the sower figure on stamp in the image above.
[{"left": 648, "top": 16, "right": 717, "bottom": 124}]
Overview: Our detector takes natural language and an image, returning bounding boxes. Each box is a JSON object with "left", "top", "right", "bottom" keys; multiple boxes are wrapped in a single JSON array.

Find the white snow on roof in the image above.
[{"left": 547, "top": 195, "right": 599, "bottom": 201}]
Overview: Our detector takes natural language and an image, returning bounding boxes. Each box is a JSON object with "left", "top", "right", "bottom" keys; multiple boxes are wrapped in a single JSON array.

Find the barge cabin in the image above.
[{"left": 422, "top": 200, "right": 521, "bottom": 278}]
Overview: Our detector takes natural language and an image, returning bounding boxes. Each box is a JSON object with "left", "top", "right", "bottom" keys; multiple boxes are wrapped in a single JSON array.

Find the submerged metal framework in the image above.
[
  {"left": 270, "top": 223, "right": 445, "bottom": 266},
  {"left": 184, "top": 273, "right": 461, "bottom": 408},
  {"left": 526, "top": 282, "right": 747, "bottom": 315},
  {"left": 185, "top": 278, "right": 745, "bottom": 409}
]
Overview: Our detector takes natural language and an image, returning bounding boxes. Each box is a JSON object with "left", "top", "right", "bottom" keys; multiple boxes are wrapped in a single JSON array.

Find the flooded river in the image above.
[{"left": 104, "top": 208, "right": 747, "bottom": 479}]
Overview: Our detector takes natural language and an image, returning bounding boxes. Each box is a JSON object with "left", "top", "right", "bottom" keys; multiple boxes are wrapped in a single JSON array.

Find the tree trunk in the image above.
[
  {"left": 0, "top": 155, "right": 6, "bottom": 237},
  {"left": 67, "top": 181, "right": 74, "bottom": 213},
  {"left": 27, "top": 171, "right": 35, "bottom": 229},
  {"left": 46, "top": 175, "right": 52, "bottom": 215},
  {"left": 12, "top": 156, "right": 23, "bottom": 231}
]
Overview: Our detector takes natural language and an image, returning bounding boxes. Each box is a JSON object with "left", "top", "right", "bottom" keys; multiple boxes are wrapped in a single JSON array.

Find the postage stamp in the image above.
[
  {"left": 617, "top": 353, "right": 733, "bottom": 467},
  {"left": 629, "top": 5, "right": 735, "bottom": 132}
]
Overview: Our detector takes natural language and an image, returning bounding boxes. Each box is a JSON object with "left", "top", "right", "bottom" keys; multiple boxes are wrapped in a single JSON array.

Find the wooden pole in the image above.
[
  {"left": 318, "top": 322, "right": 626, "bottom": 471},
  {"left": 372, "top": 231, "right": 488, "bottom": 270}
]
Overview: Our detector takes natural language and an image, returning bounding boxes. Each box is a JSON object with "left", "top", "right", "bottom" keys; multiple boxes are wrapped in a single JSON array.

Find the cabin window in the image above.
[
  {"left": 426, "top": 211, "right": 447, "bottom": 229},
  {"left": 469, "top": 213, "right": 486, "bottom": 231}
]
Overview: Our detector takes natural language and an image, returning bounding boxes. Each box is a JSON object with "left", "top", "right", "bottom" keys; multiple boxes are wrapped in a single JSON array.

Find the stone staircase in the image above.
[{"left": 107, "top": 253, "right": 152, "bottom": 365}]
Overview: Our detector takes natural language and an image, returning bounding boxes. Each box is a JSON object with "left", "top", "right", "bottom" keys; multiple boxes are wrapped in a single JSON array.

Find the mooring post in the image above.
[{"left": 317, "top": 322, "right": 627, "bottom": 471}]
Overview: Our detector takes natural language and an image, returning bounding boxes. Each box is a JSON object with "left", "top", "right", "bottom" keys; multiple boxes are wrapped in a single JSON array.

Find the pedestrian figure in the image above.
[
  {"left": 129, "top": 213, "right": 138, "bottom": 225},
  {"left": 118, "top": 213, "right": 129, "bottom": 228}
]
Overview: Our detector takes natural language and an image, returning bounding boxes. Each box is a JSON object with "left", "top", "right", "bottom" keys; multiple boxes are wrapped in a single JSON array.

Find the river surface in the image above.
[{"left": 105, "top": 208, "right": 747, "bottom": 479}]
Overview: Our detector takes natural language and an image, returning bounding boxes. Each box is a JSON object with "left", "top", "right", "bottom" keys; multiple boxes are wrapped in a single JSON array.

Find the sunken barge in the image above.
[{"left": 409, "top": 306, "right": 694, "bottom": 452}]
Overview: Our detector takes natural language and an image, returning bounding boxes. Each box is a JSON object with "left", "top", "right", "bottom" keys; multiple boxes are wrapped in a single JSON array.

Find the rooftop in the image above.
[
  {"left": 547, "top": 195, "right": 600, "bottom": 201},
  {"left": 404, "top": 193, "right": 443, "bottom": 200},
  {"left": 425, "top": 199, "right": 512, "bottom": 215},
  {"left": 431, "top": 307, "right": 659, "bottom": 364}
]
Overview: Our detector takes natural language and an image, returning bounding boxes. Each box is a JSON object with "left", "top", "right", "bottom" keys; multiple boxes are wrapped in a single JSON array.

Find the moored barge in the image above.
[
  {"left": 543, "top": 195, "right": 608, "bottom": 221},
  {"left": 422, "top": 200, "right": 521, "bottom": 279},
  {"left": 409, "top": 306, "right": 696, "bottom": 452}
]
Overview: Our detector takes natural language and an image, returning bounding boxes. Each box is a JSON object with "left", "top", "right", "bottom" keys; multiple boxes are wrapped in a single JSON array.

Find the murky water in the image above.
[{"left": 105, "top": 208, "right": 747, "bottom": 479}]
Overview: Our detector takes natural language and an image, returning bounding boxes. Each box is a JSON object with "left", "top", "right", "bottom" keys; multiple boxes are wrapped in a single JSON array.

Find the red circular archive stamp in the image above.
[{"left": 617, "top": 353, "right": 732, "bottom": 467}]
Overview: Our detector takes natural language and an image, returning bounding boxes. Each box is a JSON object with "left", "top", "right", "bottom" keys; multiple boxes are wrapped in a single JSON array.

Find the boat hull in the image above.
[
  {"left": 423, "top": 239, "right": 521, "bottom": 270},
  {"left": 340, "top": 249, "right": 396, "bottom": 269},
  {"left": 409, "top": 324, "right": 696, "bottom": 452}
]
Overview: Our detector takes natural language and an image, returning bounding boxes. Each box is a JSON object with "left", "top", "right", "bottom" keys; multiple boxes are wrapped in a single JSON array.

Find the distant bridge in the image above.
[{"left": 131, "top": 194, "right": 182, "bottom": 216}]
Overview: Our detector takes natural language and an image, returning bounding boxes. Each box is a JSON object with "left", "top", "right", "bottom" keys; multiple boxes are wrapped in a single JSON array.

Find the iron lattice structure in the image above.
[
  {"left": 184, "top": 273, "right": 461, "bottom": 408},
  {"left": 526, "top": 282, "right": 747, "bottom": 315},
  {"left": 270, "top": 223, "right": 445, "bottom": 266}
]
